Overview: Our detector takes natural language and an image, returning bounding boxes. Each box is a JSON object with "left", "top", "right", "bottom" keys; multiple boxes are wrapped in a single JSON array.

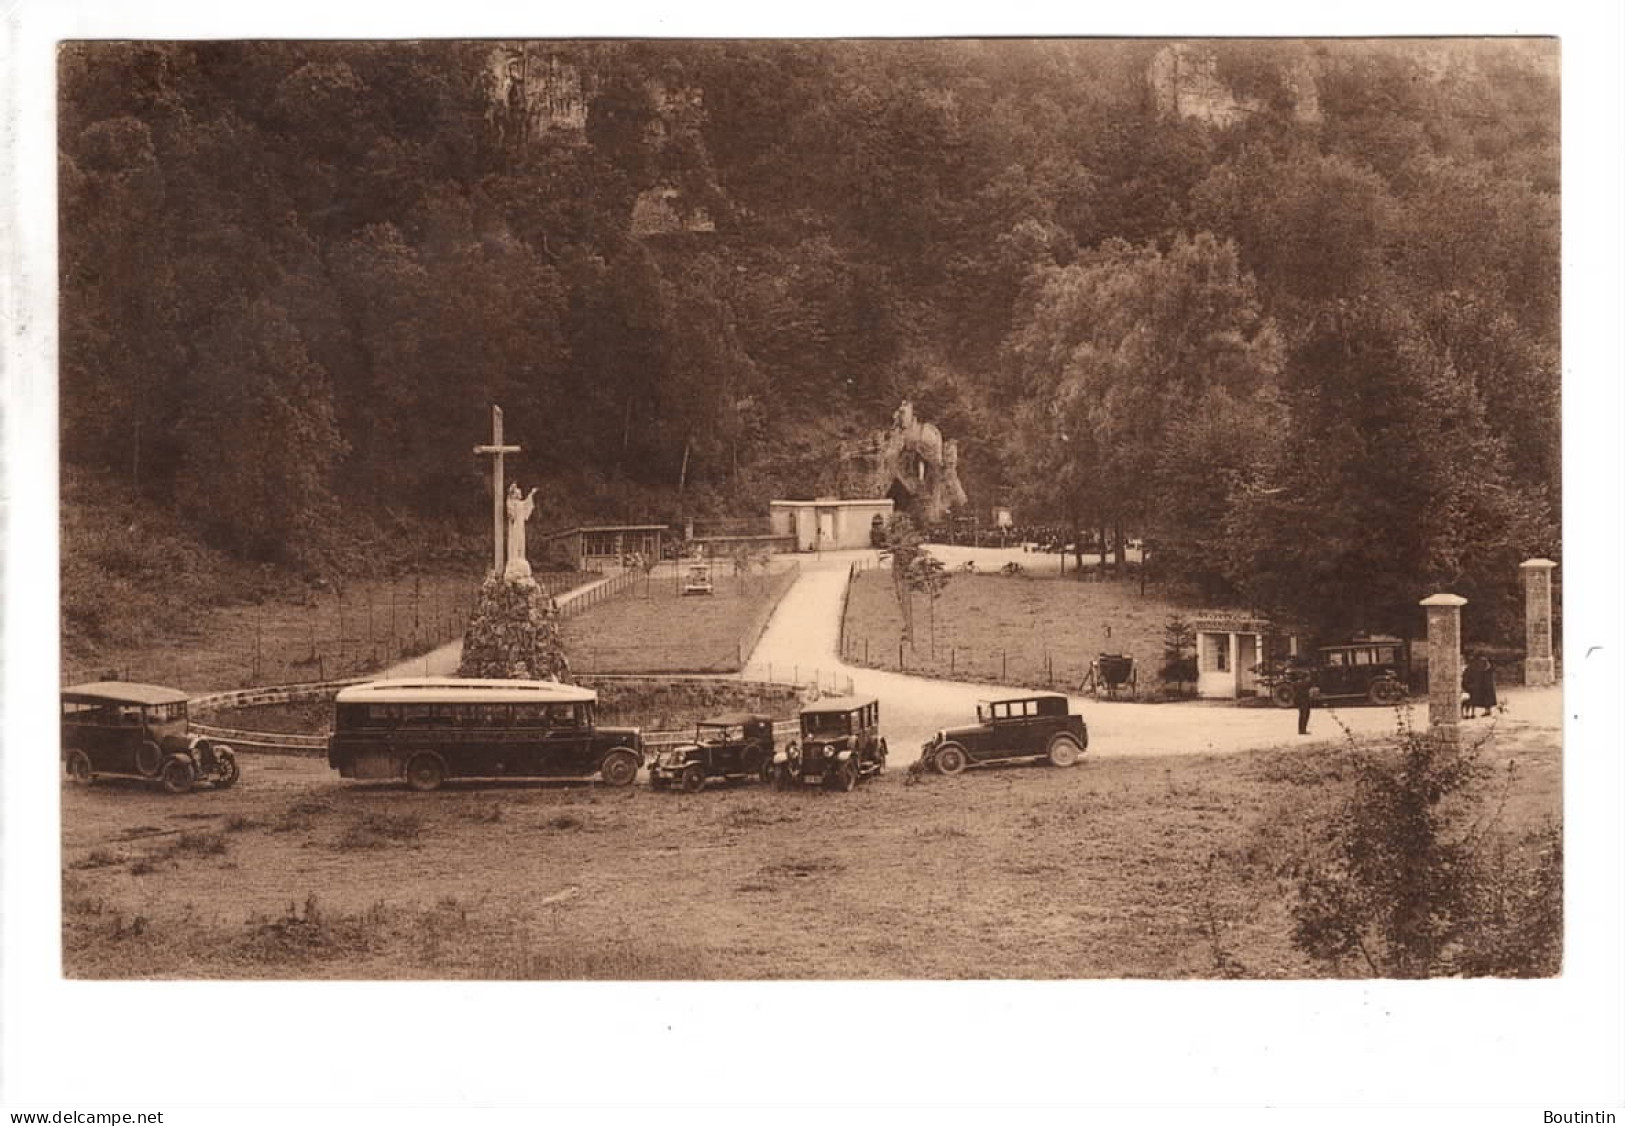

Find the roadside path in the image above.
[{"left": 742, "top": 549, "right": 1561, "bottom": 762}]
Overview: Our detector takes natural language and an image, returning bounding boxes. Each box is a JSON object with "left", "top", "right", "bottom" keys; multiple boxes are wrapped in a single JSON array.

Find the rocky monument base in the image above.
[{"left": 457, "top": 568, "right": 571, "bottom": 681}]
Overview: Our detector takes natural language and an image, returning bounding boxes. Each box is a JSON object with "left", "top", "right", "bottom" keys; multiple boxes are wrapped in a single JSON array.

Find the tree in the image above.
[
  {"left": 877, "top": 514, "right": 925, "bottom": 642},
  {"left": 1002, "top": 233, "right": 1284, "bottom": 579},
  {"left": 906, "top": 552, "right": 952, "bottom": 658},
  {"left": 1222, "top": 296, "right": 1553, "bottom": 639},
  {"left": 174, "top": 297, "right": 347, "bottom": 564}
]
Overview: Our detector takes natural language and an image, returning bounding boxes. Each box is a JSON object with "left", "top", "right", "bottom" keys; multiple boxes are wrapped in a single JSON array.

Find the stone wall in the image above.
[{"left": 584, "top": 674, "right": 815, "bottom": 733}]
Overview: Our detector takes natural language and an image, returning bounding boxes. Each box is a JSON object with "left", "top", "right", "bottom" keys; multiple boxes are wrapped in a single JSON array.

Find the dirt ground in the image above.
[
  {"left": 59, "top": 702, "right": 1560, "bottom": 980},
  {"left": 59, "top": 548, "right": 1564, "bottom": 980}
]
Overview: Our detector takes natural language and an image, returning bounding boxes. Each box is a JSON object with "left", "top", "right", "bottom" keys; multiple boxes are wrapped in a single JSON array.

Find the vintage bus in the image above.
[{"left": 327, "top": 678, "right": 644, "bottom": 791}]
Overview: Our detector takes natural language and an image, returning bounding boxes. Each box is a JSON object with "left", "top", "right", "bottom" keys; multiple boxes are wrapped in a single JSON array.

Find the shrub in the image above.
[
  {"left": 1160, "top": 614, "right": 1197, "bottom": 695},
  {"left": 1290, "top": 715, "right": 1561, "bottom": 977}
]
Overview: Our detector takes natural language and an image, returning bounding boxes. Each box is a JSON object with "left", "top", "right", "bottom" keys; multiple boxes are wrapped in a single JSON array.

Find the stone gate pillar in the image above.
[
  {"left": 1420, "top": 593, "right": 1468, "bottom": 745},
  {"left": 1520, "top": 558, "right": 1558, "bottom": 687}
]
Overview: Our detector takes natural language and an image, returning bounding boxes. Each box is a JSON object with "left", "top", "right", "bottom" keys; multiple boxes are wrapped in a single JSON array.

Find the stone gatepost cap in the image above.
[
  {"left": 1519, "top": 558, "right": 1558, "bottom": 570},
  {"left": 1419, "top": 593, "right": 1469, "bottom": 607}
]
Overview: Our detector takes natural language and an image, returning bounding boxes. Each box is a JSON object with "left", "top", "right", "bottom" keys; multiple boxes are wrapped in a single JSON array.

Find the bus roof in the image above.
[
  {"left": 334, "top": 678, "right": 596, "bottom": 705},
  {"left": 61, "top": 682, "right": 191, "bottom": 706}
]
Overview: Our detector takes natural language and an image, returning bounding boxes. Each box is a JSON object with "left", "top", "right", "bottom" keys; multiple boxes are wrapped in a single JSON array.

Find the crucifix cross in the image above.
[{"left": 474, "top": 404, "right": 522, "bottom": 575}]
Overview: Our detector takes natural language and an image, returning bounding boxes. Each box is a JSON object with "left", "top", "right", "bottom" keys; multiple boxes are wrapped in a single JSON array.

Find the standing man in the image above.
[{"left": 1292, "top": 670, "right": 1318, "bottom": 735}]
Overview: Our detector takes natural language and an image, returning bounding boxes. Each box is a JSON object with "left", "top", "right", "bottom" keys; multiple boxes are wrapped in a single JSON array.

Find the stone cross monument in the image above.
[
  {"left": 1420, "top": 592, "right": 1468, "bottom": 745},
  {"left": 1520, "top": 558, "right": 1557, "bottom": 687},
  {"left": 461, "top": 404, "right": 571, "bottom": 681},
  {"left": 474, "top": 405, "right": 522, "bottom": 576}
]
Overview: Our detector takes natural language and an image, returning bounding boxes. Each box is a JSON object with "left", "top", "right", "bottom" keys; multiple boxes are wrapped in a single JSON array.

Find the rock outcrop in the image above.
[{"left": 457, "top": 572, "right": 572, "bottom": 681}]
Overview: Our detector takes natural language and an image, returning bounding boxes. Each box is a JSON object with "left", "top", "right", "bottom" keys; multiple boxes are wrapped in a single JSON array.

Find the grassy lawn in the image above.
[
  {"left": 560, "top": 565, "right": 797, "bottom": 675},
  {"left": 59, "top": 571, "right": 523, "bottom": 693},
  {"left": 59, "top": 715, "right": 1560, "bottom": 979},
  {"left": 841, "top": 569, "right": 1204, "bottom": 695}
]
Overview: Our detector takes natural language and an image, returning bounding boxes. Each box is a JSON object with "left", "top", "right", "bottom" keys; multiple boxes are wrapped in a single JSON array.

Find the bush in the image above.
[{"left": 1290, "top": 715, "right": 1562, "bottom": 977}]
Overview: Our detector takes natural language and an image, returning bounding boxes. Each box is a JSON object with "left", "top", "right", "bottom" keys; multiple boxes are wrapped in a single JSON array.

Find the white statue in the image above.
[{"left": 505, "top": 483, "right": 538, "bottom": 576}]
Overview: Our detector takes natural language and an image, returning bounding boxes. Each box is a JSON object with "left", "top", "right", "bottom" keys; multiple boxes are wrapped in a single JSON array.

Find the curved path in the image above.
[{"left": 744, "top": 549, "right": 1561, "bottom": 762}]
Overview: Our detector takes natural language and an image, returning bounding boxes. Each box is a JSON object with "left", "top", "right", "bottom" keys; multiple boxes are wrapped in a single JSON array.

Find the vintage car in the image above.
[
  {"left": 61, "top": 682, "right": 240, "bottom": 794},
  {"left": 682, "top": 561, "right": 714, "bottom": 596},
  {"left": 327, "top": 678, "right": 644, "bottom": 791},
  {"left": 918, "top": 692, "right": 1088, "bottom": 775},
  {"left": 1265, "top": 637, "right": 1411, "bottom": 707},
  {"left": 649, "top": 712, "right": 778, "bottom": 793},
  {"left": 773, "top": 696, "right": 887, "bottom": 792}
]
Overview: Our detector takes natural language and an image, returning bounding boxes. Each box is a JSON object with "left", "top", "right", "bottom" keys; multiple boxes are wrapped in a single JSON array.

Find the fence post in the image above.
[{"left": 1002, "top": 650, "right": 1007, "bottom": 680}]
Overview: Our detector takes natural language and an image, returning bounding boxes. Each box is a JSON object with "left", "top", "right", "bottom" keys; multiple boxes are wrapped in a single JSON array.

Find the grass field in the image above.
[
  {"left": 62, "top": 570, "right": 594, "bottom": 693},
  {"left": 841, "top": 569, "right": 1204, "bottom": 695},
  {"left": 560, "top": 565, "right": 798, "bottom": 674},
  {"left": 59, "top": 711, "right": 1560, "bottom": 980}
]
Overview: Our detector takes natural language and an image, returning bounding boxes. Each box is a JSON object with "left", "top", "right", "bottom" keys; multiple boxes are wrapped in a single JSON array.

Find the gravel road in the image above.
[{"left": 743, "top": 549, "right": 1560, "bottom": 762}]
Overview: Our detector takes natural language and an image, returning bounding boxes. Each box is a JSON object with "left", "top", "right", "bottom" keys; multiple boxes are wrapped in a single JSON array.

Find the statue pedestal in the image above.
[{"left": 458, "top": 572, "right": 570, "bottom": 681}]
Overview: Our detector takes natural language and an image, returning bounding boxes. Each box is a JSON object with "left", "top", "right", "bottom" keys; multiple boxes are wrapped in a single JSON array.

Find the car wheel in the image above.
[
  {"left": 933, "top": 743, "right": 968, "bottom": 776},
  {"left": 1271, "top": 683, "right": 1297, "bottom": 709},
  {"left": 1369, "top": 679, "right": 1406, "bottom": 705},
  {"left": 212, "top": 747, "right": 240, "bottom": 789},
  {"left": 159, "top": 757, "right": 196, "bottom": 795},
  {"left": 599, "top": 749, "right": 639, "bottom": 788},
  {"left": 405, "top": 753, "right": 446, "bottom": 793},
  {"left": 135, "top": 739, "right": 164, "bottom": 777},
  {"left": 680, "top": 764, "right": 706, "bottom": 794},
  {"left": 65, "top": 750, "right": 94, "bottom": 784},
  {"left": 833, "top": 760, "right": 859, "bottom": 792},
  {"left": 1047, "top": 735, "right": 1083, "bottom": 768}
]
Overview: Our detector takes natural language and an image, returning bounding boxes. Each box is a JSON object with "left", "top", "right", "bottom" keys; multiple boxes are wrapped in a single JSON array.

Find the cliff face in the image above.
[
  {"left": 1147, "top": 44, "right": 1321, "bottom": 127},
  {"left": 484, "top": 46, "right": 590, "bottom": 143}
]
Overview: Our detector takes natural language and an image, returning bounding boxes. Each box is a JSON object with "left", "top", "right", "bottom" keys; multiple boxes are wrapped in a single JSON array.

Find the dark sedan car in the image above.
[
  {"left": 918, "top": 692, "right": 1087, "bottom": 775},
  {"left": 649, "top": 713, "right": 777, "bottom": 792},
  {"left": 61, "top": 682, "right": 240, "bottom": 794}
]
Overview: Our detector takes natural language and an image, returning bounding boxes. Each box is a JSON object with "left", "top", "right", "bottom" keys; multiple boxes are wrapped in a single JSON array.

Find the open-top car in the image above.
[
  {"left": 918, "top": 692, "right": 1088, "bottom": 775},
  {"left": 773, "top": 696, "right": 887, "bottom": 792},
  {"left": 649, "top": 712, "right": 777, "bottom": 793},
  {"left": 61, "top": 682, "right": 240, "bottom": 794},
  {"left": 1264, "top": 637, "right": 1410, "bottom": 707}
]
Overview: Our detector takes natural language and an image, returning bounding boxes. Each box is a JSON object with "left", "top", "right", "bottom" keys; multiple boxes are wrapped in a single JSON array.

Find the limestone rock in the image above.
[{"left": 457, "top": 572, "right": 572, "bottom": 681}]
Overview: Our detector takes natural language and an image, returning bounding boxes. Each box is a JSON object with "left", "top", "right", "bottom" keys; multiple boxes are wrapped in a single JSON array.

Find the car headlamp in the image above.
[{"left": 823, "top": 745, "right": 834, "bottom": 758}]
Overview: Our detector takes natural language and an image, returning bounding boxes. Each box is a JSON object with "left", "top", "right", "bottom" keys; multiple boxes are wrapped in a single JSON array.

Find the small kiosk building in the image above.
[
  {"left": 1192, "top": 613, "right": 1294, "bottom": 700},
  {"left": 769, "top": 499, "right": 894, "bottom": 552}
]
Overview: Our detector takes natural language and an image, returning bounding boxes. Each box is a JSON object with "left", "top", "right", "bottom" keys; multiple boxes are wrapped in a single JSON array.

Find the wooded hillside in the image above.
[{"left": 59, "top": 39, "right": 1559, "bottom": 642}]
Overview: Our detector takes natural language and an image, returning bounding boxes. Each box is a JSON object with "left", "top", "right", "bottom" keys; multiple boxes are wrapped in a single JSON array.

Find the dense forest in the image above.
[{"left": 59, "top": 39, "right": 1559, "bottom": 642}]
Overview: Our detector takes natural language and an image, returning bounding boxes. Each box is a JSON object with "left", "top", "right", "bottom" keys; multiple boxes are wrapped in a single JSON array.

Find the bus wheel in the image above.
[
  {"left": 599, "top": 749, "right": 639, "bottom": 788},
  {"left": 405, "top": 753, "right": 446, "bottom": 793}
]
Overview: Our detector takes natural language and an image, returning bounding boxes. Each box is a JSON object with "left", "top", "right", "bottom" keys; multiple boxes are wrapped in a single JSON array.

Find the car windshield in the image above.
[{"left": 803, "top": 712, "right": 850, "bottom": 737}]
